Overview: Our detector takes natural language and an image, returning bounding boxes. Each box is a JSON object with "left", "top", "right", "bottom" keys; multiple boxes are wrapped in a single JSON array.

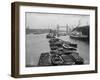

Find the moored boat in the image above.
[
  {"left": 61, "top": 54, "right": 75, "bottom": 65},
  {"left": 62, "top": 43, "right": 77, "bottom": 51},
  {"left": 38, "top": 53, "right": 51, "bottom": 66},
  {"left": 51, "top": 54, "right": 64, "bottom": 65},
  {"left": 63, "top": 41, "right": 77, "bottom": 48},
  {"left": 70, "top": 35, "right": 88, "bottom": 41},
  {"left": 46, "top": 33, "right": 55, "bottom": 38},
  {"left": 49, "top": 38, "right": 60, "bottom": 43},
  {"left": 69, "top": 52, "right": 84, "bottom": 64}
]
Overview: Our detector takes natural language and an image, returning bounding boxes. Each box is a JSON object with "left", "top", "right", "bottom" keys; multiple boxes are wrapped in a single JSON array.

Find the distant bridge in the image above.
[{"left": 56, "top": 24, "right": 72, "bottom": 37}]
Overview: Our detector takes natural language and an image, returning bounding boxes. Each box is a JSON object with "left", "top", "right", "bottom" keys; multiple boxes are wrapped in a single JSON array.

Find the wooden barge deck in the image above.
[{"left": 38, "top": 37, "right": 84, "bottom": 66}]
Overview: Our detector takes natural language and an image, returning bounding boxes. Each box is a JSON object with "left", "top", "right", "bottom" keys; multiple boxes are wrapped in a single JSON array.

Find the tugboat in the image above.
[
  {"left": 46, "top": 33, "right": 55, "bottom": 38},
  {"left": 46, "top": 29, "right": 56, "bottom": 38}
]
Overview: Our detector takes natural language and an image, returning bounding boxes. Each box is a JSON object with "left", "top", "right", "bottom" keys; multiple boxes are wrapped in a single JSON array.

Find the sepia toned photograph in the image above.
[{"left": 25, "top": 12, "right": 90, "bottom": 67}]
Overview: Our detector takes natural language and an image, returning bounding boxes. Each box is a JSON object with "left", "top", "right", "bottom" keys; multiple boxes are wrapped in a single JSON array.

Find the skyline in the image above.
[{"left": 26, "top": 12, "right": 90, "bottom": 30}]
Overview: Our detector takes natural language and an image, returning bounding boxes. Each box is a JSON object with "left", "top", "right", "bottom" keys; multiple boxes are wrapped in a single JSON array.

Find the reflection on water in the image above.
[
  {"left": 26, "top": 33, "right": 89, "bottom": 67},
  {"left": 26, "top": 33, "right": 50, "bottom": 67}
]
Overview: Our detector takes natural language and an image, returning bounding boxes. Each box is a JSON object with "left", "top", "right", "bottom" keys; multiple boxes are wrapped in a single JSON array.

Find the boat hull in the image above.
[{"left": 70, "top": 35, "right": 89, "bottom": 41}]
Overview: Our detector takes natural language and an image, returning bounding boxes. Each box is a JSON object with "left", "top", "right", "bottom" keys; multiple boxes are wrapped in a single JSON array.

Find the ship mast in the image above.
[{"left": 77, "top": 19, "right": 81, "bottom": 27}]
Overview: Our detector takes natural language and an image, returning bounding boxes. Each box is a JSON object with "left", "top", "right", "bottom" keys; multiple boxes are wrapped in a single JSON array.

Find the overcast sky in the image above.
[{"left": 26, "top": 12, "right": 90, "bottom": 29}]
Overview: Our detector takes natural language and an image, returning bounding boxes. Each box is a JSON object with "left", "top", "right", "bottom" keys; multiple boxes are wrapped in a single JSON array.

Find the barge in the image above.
[{"left": 38, "top": 37, "right": 84, "bottom": 66}]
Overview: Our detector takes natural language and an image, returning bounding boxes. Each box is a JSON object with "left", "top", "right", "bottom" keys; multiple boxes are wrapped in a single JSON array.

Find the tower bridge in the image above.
[{"left": 56, "top": 24, "right": 72, "bottom": 37}]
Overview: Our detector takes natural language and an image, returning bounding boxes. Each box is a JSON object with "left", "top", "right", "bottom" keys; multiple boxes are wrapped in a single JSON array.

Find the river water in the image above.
[{"left": 26, "top": 33, "right": 89, "bottom": 67}]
